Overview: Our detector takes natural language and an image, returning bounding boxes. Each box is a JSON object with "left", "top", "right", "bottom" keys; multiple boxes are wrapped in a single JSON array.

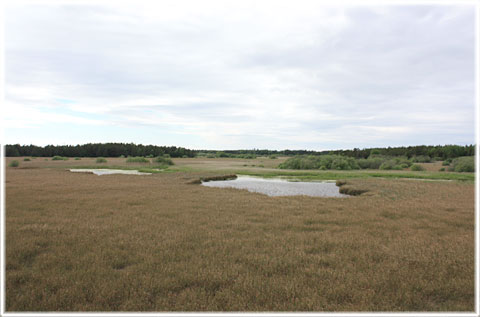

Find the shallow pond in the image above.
[
  {"left": 201, "top": 176, "right": 348, "bottom": 197},
  {"left": 69, "top": 169, "right": 152, "bottom": 175}
]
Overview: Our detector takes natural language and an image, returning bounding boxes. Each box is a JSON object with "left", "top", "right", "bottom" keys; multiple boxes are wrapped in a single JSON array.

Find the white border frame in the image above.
[{"left": 0, "top": 0, "right": 478, "bottom": 316}]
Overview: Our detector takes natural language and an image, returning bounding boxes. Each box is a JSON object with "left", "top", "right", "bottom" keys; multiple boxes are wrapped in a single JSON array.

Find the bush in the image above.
[
  {"left": 379, "top": 160, "right": 397, "bottom": 170},
  {"left": 9, "top": 160, "right": 19, "bottom": 167},
  {"left": 411, "top": 164, "right": 425, "bottom": 171},
  {"left": 206, "top": 154, "right": 216, "bottom": 158},
  {"left": 448, "top": 156, "right": 474, "bottom": 173},
  {"left": 269, "top": 155, "right": 278, "bottom": 159},
  {"left": 410, "top": 155, "right": 431, "bottom": 163},
  {"left": 357, "top": 157, "right": 386, "bottom": 169},
  {"left": 439, "top": 167, "right": 445, "bottom": 172},
  {"left": 442, "top": 159, "right": 452, "bottom": 166},
  {"left": 279, "top": 155, "right": 359, "bottom": 170},
  {"left": 154, "top": 156, "right": 174, "bottom": 165},
  {"left": 52, "top": 156, "right": 68, "bottom": 161},
  {"left": 96, "top": 158, "right": 107, "bottom": 163},
  {"left": 74, "top": 157, "right": 81, "bottom": 160},
  {"left": 126, "top": 157, "right": 150, "bottom": 163},
  {"left": 399, "top": 163, "right": 409, "bottom": 169},
  {"left": 394, "top": 157, "right": 412, "bottom": 167},
  {"left": 216, "top": 152, "right": 230, "bottom": 158},
  {"left": 23, "top": 158, "right": 30, "bottom": 161}
]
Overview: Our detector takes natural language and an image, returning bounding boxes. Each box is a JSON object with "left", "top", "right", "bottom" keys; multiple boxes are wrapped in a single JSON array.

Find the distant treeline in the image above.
[
  {"left": 196, "top": 145, "right": 474, "bottom": 159},
  {"left": 196, "top": 149, "right": 331, "bottom": 157},
  {"left": 5, "top": 143, "right": 195, "bottom": 158},
  {"left": 4, "top": 143, "right": 475, "bottom": 160},
  {"left": 329, "top": 144, "right": 475, "bottom": 159}
]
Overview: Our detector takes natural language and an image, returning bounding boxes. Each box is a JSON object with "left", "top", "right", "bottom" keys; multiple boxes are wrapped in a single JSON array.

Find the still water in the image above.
[
  {"left": 70, "top": 169, "right": 152, "bottom": 175},
  {"left": 201, "top": 176, "right": 348, "bottom": 197}
]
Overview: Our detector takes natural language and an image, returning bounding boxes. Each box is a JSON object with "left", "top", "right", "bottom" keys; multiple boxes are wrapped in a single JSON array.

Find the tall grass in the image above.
[{"left": 5, "top": 169, "right": 474, "bottom": 311}]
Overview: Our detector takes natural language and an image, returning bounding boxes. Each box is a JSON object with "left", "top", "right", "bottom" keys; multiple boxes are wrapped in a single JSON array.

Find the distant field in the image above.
[{"left": 5, "top": 157, "right": 475, "bottom": 311}]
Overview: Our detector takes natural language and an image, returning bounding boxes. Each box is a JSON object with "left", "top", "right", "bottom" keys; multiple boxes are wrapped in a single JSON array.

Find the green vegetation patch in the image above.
[
  {"left": 279, "top": 155, "right": 360, "bottom": 170},
  {"left": 52, "top": 156, "right": 69, "bottom": 161},
  {"left": 153, "top": 156, "right": 174, "bottom": 165},
  {"left": 448, "top": 156, "right": 475, "bottom": 173},
  {"left": 236, "top": 169, "right": 474, "bottom": 182},
  {"left": 9, "top": 160, "right": 19, "bottom": 167},
  {"left": 96, "top": 158, "right": 108, "bottom": 163},
  {"left": 411, "top": 164, "right": 426, "bottom": 171}
]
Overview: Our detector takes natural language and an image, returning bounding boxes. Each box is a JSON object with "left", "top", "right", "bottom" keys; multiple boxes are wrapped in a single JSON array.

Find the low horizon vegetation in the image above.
[
  {"left": 279, "top": 155, "right": 475, "bottom": 173},
  {"left": 6, "top": 143, "right": 475, "bottom": 161}
]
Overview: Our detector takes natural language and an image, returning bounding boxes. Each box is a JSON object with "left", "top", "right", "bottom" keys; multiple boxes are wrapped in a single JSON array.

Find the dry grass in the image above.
[{"left": 4, "top": 158, "right": 475, "bottom": 312}]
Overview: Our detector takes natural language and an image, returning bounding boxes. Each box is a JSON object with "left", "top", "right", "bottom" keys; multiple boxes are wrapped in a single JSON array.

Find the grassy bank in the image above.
[{"left": 232, "top": 169, "right": 475, "bottom": 182}]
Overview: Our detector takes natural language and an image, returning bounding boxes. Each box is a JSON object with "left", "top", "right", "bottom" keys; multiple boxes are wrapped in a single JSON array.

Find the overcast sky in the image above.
[{"left": 3, "top": 1, "right": 476, "bottom": 150}]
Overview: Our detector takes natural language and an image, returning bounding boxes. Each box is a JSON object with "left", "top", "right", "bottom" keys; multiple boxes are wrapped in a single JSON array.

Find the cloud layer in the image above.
[{"left": 4, "top": 2, "right": 476, "bottom": 150}]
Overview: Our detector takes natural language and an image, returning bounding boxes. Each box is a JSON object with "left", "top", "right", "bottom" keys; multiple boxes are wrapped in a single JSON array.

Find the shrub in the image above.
[
  {"left": 410, "top": 155, "right": 431, "bottom": 163},
  {"left": 9, "top": 160, "right": 19, "bottom": 167},
  {"left": 96, "top": 157, "right": 107, "bottom": 163},
  {"left": 442, "top": 158, "right": 452, "bottom": 166},
  {"left": 357, "top": 157, "right": 385, "bottom": 169},
  {"left": 146, "top": 154, "right": 154, "bottom": 158},
  {"left": 411, "top": 164, "right": 425, "bottom": 171},
  {"left": 448, "top": 156, "right": 474, "bottom": 173},
  {"left": 23, "top": 158, "right": 30, "bottom": 161},
  {"left": 269, "top": 155, "right": 278, "bottom": 159},
  {"left": 126, "top": 157, "right": 150, "bottom": 163},
  {"left": 394, "top": 157, "right": 412, "bottom": 167},
  {"left": 206, "top": 154, "right": 215, "bottom": 158},
  {"left": 399, "top": 163, "right": 409, "bottom": 169},
  {"left": 279, "top": 155, "right": 359, "bottom": 170},
  {"left": 439, "top": 167, "right": 445, "bottom": 172},
  {"left": 154, "top": 156, "right": 174, "bottom": 165},
  {"left": 74, "top": 157, "right": 81, "bottom": 160},
  {"left": 216, "top": 152, "right": 230, "bottom": 158},
  {"left": 52, "top": 156, "right": 68, "bottom": 161},
  {"left": 379, "top": 160, "right": 396, "bottom": 170}
]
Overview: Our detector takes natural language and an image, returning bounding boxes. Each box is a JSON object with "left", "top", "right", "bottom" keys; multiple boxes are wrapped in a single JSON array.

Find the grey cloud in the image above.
[{"left": 4, "top": 3, "right": 475, "bottom": 149}]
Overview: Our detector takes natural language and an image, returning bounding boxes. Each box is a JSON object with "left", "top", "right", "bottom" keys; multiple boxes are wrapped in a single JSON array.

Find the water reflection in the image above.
[{"left": 201, "top": 176, "right": 348, "bottom": 197}]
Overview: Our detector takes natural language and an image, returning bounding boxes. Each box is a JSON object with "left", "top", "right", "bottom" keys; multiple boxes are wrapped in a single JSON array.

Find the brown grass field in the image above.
[{"left": 4, "top": 157, "right": 475, "bottom": 312}]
